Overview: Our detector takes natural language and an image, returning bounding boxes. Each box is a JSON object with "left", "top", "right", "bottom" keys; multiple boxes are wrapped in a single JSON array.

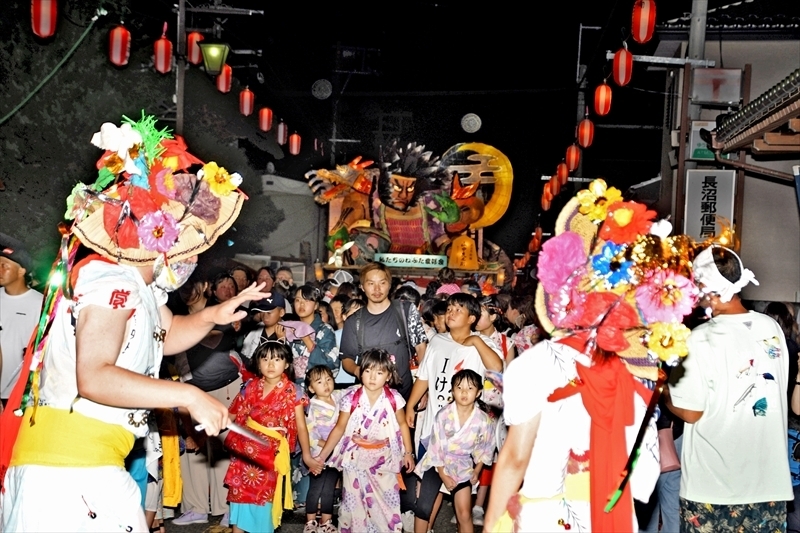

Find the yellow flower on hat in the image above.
[
  {"left": 576, "top": 179, "right": 623, "bottom": 223},
  {"left": 647, "top": 321, "right": 691, "bottom": 365},
  {"left": 199, "top": 162, "right": 243, "bottom": 197}
]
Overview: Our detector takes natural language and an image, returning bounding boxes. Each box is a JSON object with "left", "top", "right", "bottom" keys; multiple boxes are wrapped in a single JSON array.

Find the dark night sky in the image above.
[{"left": 6, "top": 0, "right": 799, "bottom": 256}]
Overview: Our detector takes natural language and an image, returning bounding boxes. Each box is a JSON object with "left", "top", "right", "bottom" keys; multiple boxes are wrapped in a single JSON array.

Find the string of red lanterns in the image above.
[
  {"left": 541, "top": 0, "right": 657, "bottom": 213},
  {"left": 26, "top": 3, "right": 308, "bottom": 157}
]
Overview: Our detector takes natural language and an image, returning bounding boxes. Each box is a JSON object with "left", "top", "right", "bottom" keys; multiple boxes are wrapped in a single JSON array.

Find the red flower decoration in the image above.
[
  {"left": 102, "top": 186, "right": 160, "bottom": 249},
  {"left": 599, "top": 201, "right": 656, "bottom": 244},
  {"left": 160, "top": 135, "right": 204, "bottom": 171},
  {"left": 572, "top": 292, "right": 641, "bottom": 352}
]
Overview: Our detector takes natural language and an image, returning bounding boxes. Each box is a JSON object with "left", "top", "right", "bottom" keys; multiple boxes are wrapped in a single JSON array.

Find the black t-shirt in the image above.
[
  {"left": 340, "top": 301, "right": 414, "bottom": 399},
  {"left": 185, "top": 323, "right": 240, "bottom": 392}
]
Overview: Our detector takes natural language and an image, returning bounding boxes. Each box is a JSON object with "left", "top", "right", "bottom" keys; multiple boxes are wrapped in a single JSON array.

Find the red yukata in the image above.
[{"left": 224, "top": 375, "right": 307, "bottom": 504}]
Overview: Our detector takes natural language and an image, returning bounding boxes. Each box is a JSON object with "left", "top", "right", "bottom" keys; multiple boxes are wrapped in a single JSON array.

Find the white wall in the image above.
[{"left": 259, "top": 175, "right": 326, "bottom": 260}]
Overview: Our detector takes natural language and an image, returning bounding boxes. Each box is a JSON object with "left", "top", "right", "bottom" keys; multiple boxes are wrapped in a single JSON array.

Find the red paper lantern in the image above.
[
  {"left": 565, "top": 144, "right": 581, "bottom": 173},
  {"left": 556, "top": 162, "right": 569, "bottom": 187},
  {"left": 153, "top": 24, "right": 172, "bottom": 74},
  {"left": 108, "top": 24, "right": 130, "bottom": 67},
  {"left": 239, "top": 87, "right": 255, "bottom": 116},
  {"left": 632, "top": 0, "right": 657, "bottom": 44},
  {"left": 578, "top": 118, "right": 595, "bottom": 148},
  {"left": 276, "top": 121, "right": 288, "bottom": 145},
  {"left": 31, "top": 0, "right": 57, "bottom": 38},
  {"left": 187, "top": 32, "right": 204, "bottom": 65},
  {"left": 594, "top": 82, "right": 612, "bottom": 116},
  {"left": 543, "top": 181, "right": 554, "bottom": 202},
  {"left": 613, "top": 45, "right": 633, "bottom": 86},
  {"left": 549, "top": 175, "right": 561, "bottom": 197},
  {"left": 541, "top": 196, "right": 552, "bottom": 212},
  {"left": 216, "top": 64, "right": 232, "bottom": 93},
  {"left": 258, "top": 107, "right": 273, "bottom": 132},
  {"left": 289, "top": 133, "right": 302, "bottom": 155}
]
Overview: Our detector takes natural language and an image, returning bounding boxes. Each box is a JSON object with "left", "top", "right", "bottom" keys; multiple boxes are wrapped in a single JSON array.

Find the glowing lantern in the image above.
[
  {"left": 578, "top": 118, "right": 595, "bottom": 148},
  {"left": 543, "top": 181, "right": 554, "bottom": 202},
  {"left": 276, "top": 121, "right": 288, "bottom": 145},
  {"left": 187, "top": 32, "right": 204, "bottom": 65},
  {"left": 239, "top": 87, "right": 254, "bottom": 116},
  {"left": 594, "top": 82, "right": 612, "bottom": 116},
  {"left": 632, "top": 0, "right": 657, "bottom": 44},
  {"left": 289, "top": 133, "right": 301, "bottom": 155},
  {"left": 31, "top": 0, "right": 57, "bottom": 38},
  {"left": 153, "top": 24, "right": 172, "bottom": 74},
  {"left": 448, "top": 235, "right": 480, "bottom": 270},
  {"left": 216, "top": 64, "right": 232, "bottom": 93},
  {"left": 556, "top": 162, "right": 569, "bottom": 186},
  {"left": 258, "top": 107, "right": 273, "bottom": 132},
  {"left": 566, "top": 144, "right": 581, "bottom": 173},
  {"left": 541, "top": 196, "right": 552, "bottom": 212},
  {"left": 549, "top": 175, "right": 561, "bottom": 197},
  {"left": 108, "top": 24, "right": 130, "bottom": 67},
  {"left": 613, "top": 45, "right": 633, "bottom": 86}
]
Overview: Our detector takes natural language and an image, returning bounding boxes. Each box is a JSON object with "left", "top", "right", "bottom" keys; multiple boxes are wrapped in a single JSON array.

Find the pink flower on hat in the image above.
[
  {"left": 537, "top": 231, "right": 587, "bottom": 295},
  {"left": 634, "top": 270, "right": 697, "bottom": 323},
  {"left": 137, "top": 210, "right": 179, "bottom": 252}
]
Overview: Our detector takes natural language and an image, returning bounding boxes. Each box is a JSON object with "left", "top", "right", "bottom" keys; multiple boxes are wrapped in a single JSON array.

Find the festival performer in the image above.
[
  {"left": 223, "top": 341, "right": 319, "bottom": 533},
  {"left": 0, "top": 114, "right": 261, "bottom": 532},
  {"left": 303, "top": 365, "right": 344, "bottom": 533},
  {"left": 316, "top": 349, "right": 415, "bottom": 533},
  {"left": 413, "top": 369, "right": 495, "bottom": 533},
  {"left": 485, "top": 179, "right": 699, "bottom": 532}
]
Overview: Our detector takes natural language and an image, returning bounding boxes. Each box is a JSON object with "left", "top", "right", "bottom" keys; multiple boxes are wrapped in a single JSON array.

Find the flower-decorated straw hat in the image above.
[
  {"left": 535, "top": 179, "right": 699, "bottom": 379},
  {"left": 67, "top": 113, "right": 246, "bottom": 266}
]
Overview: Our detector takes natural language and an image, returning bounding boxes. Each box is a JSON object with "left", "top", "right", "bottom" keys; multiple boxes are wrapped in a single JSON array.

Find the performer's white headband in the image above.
[{"left": 693, "top": 245, "right": 758, "bottom": 303}]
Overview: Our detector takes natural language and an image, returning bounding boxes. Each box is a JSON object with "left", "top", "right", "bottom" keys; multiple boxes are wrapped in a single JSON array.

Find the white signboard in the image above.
[{"left": 684, "top": 170, "right": 736, "bottom": 241}]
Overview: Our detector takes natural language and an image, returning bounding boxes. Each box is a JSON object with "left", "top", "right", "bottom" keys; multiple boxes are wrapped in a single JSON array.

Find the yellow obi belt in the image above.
[
  {"left": 11, "top": 406, "right": 135, "bottom": 468},
  {"left": 245, "top": 417, "right": 291, "bottom": 529}
]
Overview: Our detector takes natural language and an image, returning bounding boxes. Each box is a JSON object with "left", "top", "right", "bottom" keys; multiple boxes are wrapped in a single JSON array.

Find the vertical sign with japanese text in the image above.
[{"left": 684, "top": 170, "right": 736, "bottom": 241}]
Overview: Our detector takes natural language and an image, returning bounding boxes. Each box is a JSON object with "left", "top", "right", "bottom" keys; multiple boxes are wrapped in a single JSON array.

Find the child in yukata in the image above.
[
  {"left": 413, "top": 369, "right": 495, "bottom": 533},
  {"left": 315, "top": 349, "right": 415, "bottom": 533},
  {"left": 303, "top": 365, "right": 344, "bottom": 533}
]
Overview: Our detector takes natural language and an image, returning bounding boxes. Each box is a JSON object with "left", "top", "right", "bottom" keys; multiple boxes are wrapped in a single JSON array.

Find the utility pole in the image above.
[
  {"left": 687, "top": 0, "right": 708, "bottom": 122},
  {"left": 175, "top": 0, "right": 186, "bottom": 135}
]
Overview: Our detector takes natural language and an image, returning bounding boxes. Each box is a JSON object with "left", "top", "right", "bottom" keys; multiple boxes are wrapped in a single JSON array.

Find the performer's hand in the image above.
[
  {"left": 441, "top": 474, "right": 457, "bottom": 492},
  {"left": 186, "top": 388, "right": 230, "bottom": 436},
  {"left": 403, "top": 453, "right": 415, "bottom": 472},
  {"left": 208, "top": 283, "right": 270, "bottom": 326},
  {"left": 275, "top": 324, "right": 286, "bottom": 340}
]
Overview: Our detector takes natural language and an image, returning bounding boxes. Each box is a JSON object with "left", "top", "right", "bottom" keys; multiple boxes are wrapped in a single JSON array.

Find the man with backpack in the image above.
[{"left": 340, "top": 262, "right": 427, "bottom": 400}]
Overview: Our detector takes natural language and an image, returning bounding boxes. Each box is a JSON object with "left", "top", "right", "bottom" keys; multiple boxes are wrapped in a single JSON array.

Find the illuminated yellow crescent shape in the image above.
[{"left": 446, "top": 143, "right": 513, "bottom": 229}]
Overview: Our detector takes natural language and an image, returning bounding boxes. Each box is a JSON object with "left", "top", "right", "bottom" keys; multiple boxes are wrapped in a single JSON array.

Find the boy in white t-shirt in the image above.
[{"left": 406, "top": 293, "right": 504, "bottom": 451}]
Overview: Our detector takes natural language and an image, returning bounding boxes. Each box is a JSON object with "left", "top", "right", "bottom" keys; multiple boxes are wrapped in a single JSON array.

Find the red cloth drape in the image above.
[{"left": 548, "top": 354, "right": 651, "bottom": 533}]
